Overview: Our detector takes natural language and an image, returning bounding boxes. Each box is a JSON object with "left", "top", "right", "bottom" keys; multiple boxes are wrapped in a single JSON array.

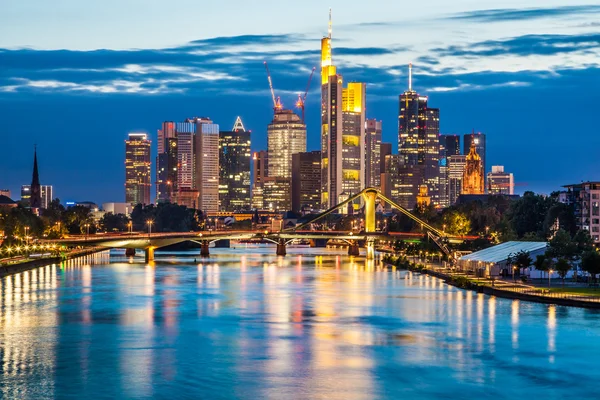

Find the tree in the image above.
[
  {"left": 505, "top": 192, "right": 555, "bottom": 239},
  {"left": 442, "top": 211, "right": 470, "bottom": 236},
  {"left": 547, "top": 229, "right": 577, "bottom": 260},
  {"left": 580, "top": 251, "right": 600, "bottom": 283},
  {"left": 554, "top": 258, "right": 571, "bottom": 287},
  {"left": 533, "top": 254, "right": 550, "bottom": 284},
  {"left": 514, "top": 250, "right": 533, "bottom": 278},
  {"left": 99, "top": 213, "right": 130, "bottom": 232}
]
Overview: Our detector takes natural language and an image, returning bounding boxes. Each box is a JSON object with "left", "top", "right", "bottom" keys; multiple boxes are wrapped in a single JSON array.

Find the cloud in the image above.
[{"left": 447, "top": 5, "right": 600, "bottom": 23}]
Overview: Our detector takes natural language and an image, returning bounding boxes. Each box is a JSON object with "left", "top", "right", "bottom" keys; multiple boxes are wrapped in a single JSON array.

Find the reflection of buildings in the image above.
[
  {"left": 125, "top": 133, "right": 152, "bottom": 206},
  {"left": 219, "top": 117, "right": 251, "bottom": 211},
  {"left": 487, "top": 166, "right": 514, "bottom": 195},
  {"left": 462, "top": 141, "right": 484, "bottom": 195},
  {"left": 292, "top": 151, "right": 322, "bottom": 213}
]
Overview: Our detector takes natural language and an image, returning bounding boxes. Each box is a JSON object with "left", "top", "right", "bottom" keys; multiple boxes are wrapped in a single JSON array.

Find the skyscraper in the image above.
[
  {"left": 219, "top": 117, "right": 251, "bottom": 212},
  {"left": 267, "top": 110, "right": 306, "bottom": 179},
  {"left": 380, "top": 142, "right": 392, "bottom": 174},
  {"left": 365, "top": 119, "right": 382, "bottom": 188},
  {"left": 193, "top": 118, "right": 220, "bottom": 214},
  {"left": 438, "top": 135, "right": 460, "bottom": 208},
  {"left": 398, "top": 64, "right": 440, "bottom": 209},
  {"left": 30, "top": 148, "right": 42, "bottom": 209},
  {"left": 41, "top": 185, "right": 53, "bottom": 209},
  {"left": 463, "top": 132, "right": 486, "bottom": 179},
  {"left": 252, "top": 150, "right": 268, "bottom": 210},
  {"left": 292, "top": 151, "right": 322, "bottom": 213},
  {"left": 448, "top": 155, "right": 467, "bottom": 205},
  {"left": 320, "top": 11, "right": 366, "bottom": 208},
  {"left": 487, "top": 166, "right": 514, "bottom": 195},
  {"left": 125, "top": 133, "right": 151, "bottom": 205},
  {"left": 441, "top": 135, "right": 460, "bottom": 157},
  {"left": 156, "top": 122, "right": 177, "bottom": 202},
  {"left": 462, "top": 141, "right": 484, "bottom": 195}
]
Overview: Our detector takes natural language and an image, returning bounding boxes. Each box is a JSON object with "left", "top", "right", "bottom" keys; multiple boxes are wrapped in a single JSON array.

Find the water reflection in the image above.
[{"left": 0, "top": 248, "right": 599, "bottom": 399}]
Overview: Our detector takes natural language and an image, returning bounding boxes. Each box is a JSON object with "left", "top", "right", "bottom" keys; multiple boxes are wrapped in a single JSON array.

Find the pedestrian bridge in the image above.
[{"left": 51, "top": 188, "right": 475, "bottom": 261}]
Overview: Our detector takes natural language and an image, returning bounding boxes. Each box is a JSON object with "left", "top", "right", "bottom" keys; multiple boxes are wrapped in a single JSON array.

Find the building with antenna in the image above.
[
  {"left": 219, "top": 117, "right": 251, "bottom": 212},
  {"left": 320, "top": 9, "right": 367, "bottom": 209}
]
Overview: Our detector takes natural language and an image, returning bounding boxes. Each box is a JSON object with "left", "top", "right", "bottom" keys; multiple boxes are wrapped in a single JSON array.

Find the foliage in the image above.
[
  {"left": 442, "top": 211, "right": 470, "bottom": 236},
  {"left": 581, "top": 251, "right": 600, "bottom": 282},
  {"left": 504, "top": 192, "right": 555, "bottom": 239},
  {"left": 99, "top": 213, "right": 130, "bottom": 232},
  {"left": 554, "top": 258, "right": 571, "bottom": 286},
  {"left": 546, "top": 229, "right": 578, "bottom": 260},
  {"left": 514, "top": 250, "right": 533, "bottom": 271},
  {"left": 130, "top": 203, "right": 200, "bottom": 232}
]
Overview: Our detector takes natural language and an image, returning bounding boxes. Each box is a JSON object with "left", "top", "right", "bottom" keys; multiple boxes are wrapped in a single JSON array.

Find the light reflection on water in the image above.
[{"left": 0, "top": 247, "right": 599, "bottom": 399}]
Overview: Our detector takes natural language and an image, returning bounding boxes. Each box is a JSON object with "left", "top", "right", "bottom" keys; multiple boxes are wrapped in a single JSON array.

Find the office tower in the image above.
[
  {"left": 193, "top": 118, "right": 220, "bottom": 214},
  {"left": 448, "top": 155, "right": 467, "bottom": 205},
  {"left": 463, "top": 132, "right": 486, "bottom": 178},
  {"left": 438, "top": 137, "right": 449, "bottom": 208},
  {"left": 487, "top": 166, "right": 514, "bottom": 195},
  {"left": 41, "top": 185, "right": 53, "bottom": 209},
  {"left": 441, "top": 135, "right": 460, "bottom": 157},
  {"left": 252, "top": 150, "right": 269, "bottom": 210},
  {"left": 125, "top": 133, "right": 151, "bottom": 205},
  {"left": 263, "top": 177, "right": 291, "bottom": 212},
  {"left": 462, "top": 141, "right": 484, "bottom": 195},
  {"left": 219, "top": 117, "right": 251, "bottom": 212},
  {"left": 20, "top": 185, "right": 31, "bottom": 207},
  {"left": 320, "top": 12, "right": 366, "bottom": 208},
  {"left": 380, "top": 142, "right": 392, "bottom": 174},
  {"left": 398, "top": 64, "right": 440, "bottom": 208},
  {"left": 176, "top": 121, "right": 195, "bottom": 191},
  {"left": 292, "top": 151, "right": 322, "bottom": 213},
  {"left": 267, "top": 110, "right": 306, "bottom": 179},
  {"left": 365, "top": 119, "right": 382, "bottom": 189},
  {"left": 156, "top": 122, "right": 177, "bottom": 202}
]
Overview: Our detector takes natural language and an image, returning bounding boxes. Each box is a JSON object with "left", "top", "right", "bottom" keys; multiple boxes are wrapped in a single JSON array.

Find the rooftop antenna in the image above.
[
  {"left": 328, "top": 8, "right": 332, "bottom": 39},
  {"left": 409, "top": 63, "right": 413, "bottom": 91}
]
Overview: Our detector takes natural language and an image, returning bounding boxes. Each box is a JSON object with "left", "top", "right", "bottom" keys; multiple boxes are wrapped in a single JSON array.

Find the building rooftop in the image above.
[
  {"left": 563, "top": 181, "right": 600, "bottom": 189},
  {"left": 459, "top": 241, "right": 548, "bottom": 264},
  {"left": 0, "top": 195, "right": 17, "bottom": 205}
]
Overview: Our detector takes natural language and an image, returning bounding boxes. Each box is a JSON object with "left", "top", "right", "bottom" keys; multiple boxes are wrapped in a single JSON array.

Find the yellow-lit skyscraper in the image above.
[
  {"left": 125, "top": 133, "right": 151, "bottom": 205},
  {"left": 321, "top": 10, "right": 366, "bottom": 208}
]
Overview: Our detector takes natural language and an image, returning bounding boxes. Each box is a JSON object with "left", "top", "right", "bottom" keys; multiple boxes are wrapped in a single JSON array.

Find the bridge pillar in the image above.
[
  {"left": 366, "top": 239, "right": 375, "bottom": 260},
  {"left": 348, "top": 241, "right": 360, "bottom": 256},
  {"left": 125, "top": 248, "right": 136, "bottom": 257},
  {"left": 362, "top": 188, "right": 378, "bottom": 234},
  {"left": 276, "top": 239, "right": 287, "bottom": 256},
  {"left": 145, "top": 247, "right": 155, "bottom": 263},
  {"left": 200, "top": 241, "right": 210, "bottom": 257}
]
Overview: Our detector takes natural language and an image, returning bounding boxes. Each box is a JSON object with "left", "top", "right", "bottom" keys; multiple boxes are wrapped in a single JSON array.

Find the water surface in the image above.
[{"left": 1, "top": 247, "right": 599, "bottom": 399}]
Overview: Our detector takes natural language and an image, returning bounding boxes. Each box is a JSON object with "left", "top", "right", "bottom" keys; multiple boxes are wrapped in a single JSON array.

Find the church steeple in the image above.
[{"left": 30, "top": 147, "right": 42, "bottom": 209}]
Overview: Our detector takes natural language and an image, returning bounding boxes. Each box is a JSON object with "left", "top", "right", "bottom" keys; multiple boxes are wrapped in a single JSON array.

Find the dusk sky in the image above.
[{"left": 1, "top": 1, "right": 599, "bottom": 203}]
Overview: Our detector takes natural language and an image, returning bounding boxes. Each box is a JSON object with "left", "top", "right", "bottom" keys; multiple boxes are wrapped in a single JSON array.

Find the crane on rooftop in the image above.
[
  {"left": 263, "top": 61, "right": 282, "bottom": 113},
  {"left": 296, "top": 67, "right": 316, "bottom": 123}
]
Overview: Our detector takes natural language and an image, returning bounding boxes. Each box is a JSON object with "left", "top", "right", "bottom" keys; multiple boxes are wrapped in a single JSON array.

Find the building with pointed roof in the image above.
[
  {"left": 219, "top": 117, "right": 251, "bottom": 211},
  {"left": 462, "top": 139, "right": 484, "bottom": 195},
  {"left": 29, "top": 148, "right": 42, "bottom": 209}
]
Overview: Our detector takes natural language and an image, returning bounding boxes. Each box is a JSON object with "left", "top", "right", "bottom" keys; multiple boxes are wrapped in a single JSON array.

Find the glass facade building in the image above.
[
  {"left": 125, "top": 133, "right": 151, "bottom": 206},
  {"left": 219, "top": 118, "right": 251, "bottom": 212}
]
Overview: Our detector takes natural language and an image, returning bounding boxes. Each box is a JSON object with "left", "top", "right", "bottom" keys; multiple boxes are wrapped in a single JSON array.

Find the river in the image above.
[{"left": 1, "top": 246, "right": 599, "bottom": 399}]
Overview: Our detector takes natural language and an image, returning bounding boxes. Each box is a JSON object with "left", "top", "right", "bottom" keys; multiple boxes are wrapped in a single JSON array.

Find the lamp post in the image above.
[
  {"left": 548, "top": 269, "right": 553, "bottom": 289},
  {"left": 147, "top": 220, "right": 153, "bottom": 239},
  {"left": 128, "top": 221, "right": 133, "bottom": 235},
  {"left": 24, "top": 226, "right": 29, "bottom": 245},
  {"left": 84, "top": 223, "right": 90, "bottom": 241}
]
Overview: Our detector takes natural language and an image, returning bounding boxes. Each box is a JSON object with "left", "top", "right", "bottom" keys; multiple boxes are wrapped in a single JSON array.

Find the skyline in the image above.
[{"left": 1, "top": 2, "right": 600, "bottom": 203}]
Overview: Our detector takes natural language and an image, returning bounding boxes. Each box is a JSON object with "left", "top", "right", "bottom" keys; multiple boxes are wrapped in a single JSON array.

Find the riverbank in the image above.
[
  {"left": 383, "top": 254, "right": 600, "bottom": 309},
  {"left": 0, "top": 247, "right": 105, "bottom": 278}
]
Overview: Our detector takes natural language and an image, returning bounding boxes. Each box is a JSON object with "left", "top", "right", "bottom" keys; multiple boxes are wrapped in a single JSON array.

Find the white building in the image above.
[
  {"left": 194, "top": 118, "right": 220, "bottom": 214},
  {"left": 267, "top": 109, "right": 306, "bottom": 179},
  {"left": 487, "top": 165, "right": 514, "bottom": 195}
]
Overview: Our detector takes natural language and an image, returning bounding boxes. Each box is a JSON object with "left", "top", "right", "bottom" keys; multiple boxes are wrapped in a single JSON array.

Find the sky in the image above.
[{"left": 1, "top": 0, "right": 599, "bottom": 204}]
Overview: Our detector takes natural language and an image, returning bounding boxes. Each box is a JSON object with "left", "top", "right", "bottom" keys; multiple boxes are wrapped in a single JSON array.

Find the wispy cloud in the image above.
[{"left": 447, "top": 5, "right": 600, "bottom": 23}]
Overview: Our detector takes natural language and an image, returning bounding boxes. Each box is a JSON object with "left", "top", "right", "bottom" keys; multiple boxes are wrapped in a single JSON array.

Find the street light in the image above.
[
  {"left": 548, "top": 269, "right": 553, "bottom": 289},
  {"left": 128, "top": 221, "right": 133, "bottom": 235},
  {"left": 24, "top": 226, "right": 29, "bottom": 245},
  {"left": 147, "top": 220, "right": 153, "bottom": 239},
  {"left": 84, "top": 223, "right": 90, "bottom": 241}
]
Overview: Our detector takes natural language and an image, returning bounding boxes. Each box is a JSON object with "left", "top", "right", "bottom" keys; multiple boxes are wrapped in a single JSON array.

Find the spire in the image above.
[
  {"left": 232, "top": 116, "right": 246, "bottom": 132},
  {"left": 30, "top": 146, "right": 42, "bottom": 209},
  {"left": 408, "top": 63, "right": 413, "bottom": 91},
  {"left": 328, "top": 8, "right": 332, "bottom": 39},
  {"left": 31, "top": 146, "right": 40, "bottom": 187}
]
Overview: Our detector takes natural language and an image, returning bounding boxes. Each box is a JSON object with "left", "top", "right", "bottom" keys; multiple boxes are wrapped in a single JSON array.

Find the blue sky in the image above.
[{"left": 1, "top": 1, "right": 599, "bottom": 203}]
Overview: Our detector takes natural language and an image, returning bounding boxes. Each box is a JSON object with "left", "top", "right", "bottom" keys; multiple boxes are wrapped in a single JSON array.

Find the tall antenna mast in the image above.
[
  {"left": 328, "top": 8, "right": 332, "bottom": 39},
  {"left": 409, "top": 63, "right": 413, "bottom": 91}
]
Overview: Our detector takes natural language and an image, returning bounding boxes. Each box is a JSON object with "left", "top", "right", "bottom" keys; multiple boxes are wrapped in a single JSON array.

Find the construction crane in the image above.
[
  {"left": 296, "top": 67, "right": 316, "bottom": 123},
  {"left": 263, "top": 61, "right": 282, "bottom": 113}
]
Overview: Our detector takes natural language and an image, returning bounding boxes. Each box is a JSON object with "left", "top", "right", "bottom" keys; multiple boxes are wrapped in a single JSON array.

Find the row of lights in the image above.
[{"left": 0, "top": 243, "right": 60, "bottom": 255}]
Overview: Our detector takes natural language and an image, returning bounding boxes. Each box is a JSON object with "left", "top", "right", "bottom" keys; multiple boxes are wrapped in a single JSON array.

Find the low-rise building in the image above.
[{"left": 561, "top": 181, "right": 600, "bottom": 242}]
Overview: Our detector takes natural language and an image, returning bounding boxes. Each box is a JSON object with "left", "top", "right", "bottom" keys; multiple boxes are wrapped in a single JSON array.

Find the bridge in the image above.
[{"left": 51, "top": 188, "right": 475, "bottom": 261}]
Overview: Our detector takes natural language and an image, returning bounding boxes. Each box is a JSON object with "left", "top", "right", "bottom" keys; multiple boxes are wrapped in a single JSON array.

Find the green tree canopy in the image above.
[{"left": 581, "top": 251, "right": 600, "bottom": 282}]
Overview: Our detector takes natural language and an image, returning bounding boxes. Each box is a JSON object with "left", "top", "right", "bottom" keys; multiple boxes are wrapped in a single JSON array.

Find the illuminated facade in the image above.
[
  {"left": 193, "top": 118, "right": 220, "bottom": 214},
  {"left": 463, "top": 132, "right": 486, "bottom": 183},
  {"left": 263, "top": 177, "right": 291, "bottom": 212},
  {"left": 320, "top": 11, "right": 366, "bottom": 208},
  {"left": 41, "top": 185, "right": 53, "bottom": 209},
  {"left": 448, "top": 155, "right": 467, "bottom": 205},
  {"left": 487, "top": 166, "right": 514, "bottom": 195},
  {"left": 125, "top": 133, "right": 151, "bottom": 205},
  {"left": 219, "top": 117, "right": 251, "bottom": 212},
  {"left": 267, "top": 110, "right": 306, "bottom": 179},
  {"left": 462, "top": 141, "right": 484, "bottom": 195},
  {"left": 561, "top": 182, "right": 600, "bottom": 242},
  {"left": 365, "top": 119, "right": 382, "bottom": 188},
  {"left": 398, "top": 64, "right": 441, "bottom": 209},
  {"left": 292, "top": 151, "right": 322, "bottom": 213},
  {"left": 252, "top": 150, "right": 268, "bottom": 210},
  {"left": 156, "top": 122, "right": 177, "bottom": 202}
]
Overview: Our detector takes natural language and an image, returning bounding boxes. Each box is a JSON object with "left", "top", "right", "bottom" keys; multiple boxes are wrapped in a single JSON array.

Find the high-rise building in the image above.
[
  {"left": 462, "top": 141, "right": 484, "bottom": 195},
  {"left": 193, "top": 118, "right": 220, "bottom": 214},
  {"left": 252, "top": 150, "right": 268, "bottom": 210},
  {"left": 267, "top": 110, "right": 306, "bottom": 179},
  {"left": 487, "top": 166, "right": 514, "bottom": 195},
  {"left": 380, "top": 142, "right": 392, "bottom": 174},
  {"left": 125, "top": 133, "right": 152, "bottom": 205},
  {"left": 441, "top": 135, "right": 460, "bottom": 157},
  {"left": 463, "top": 132, "right": 486, "bottom": 179},
  {"left": 561, "top": 182, "right": 600, "bottom": 242},
  {"left": 398, "top": 64, "right": 440, "bottom": 208},
  {"left": 263, "top": 177, "right": 291, "bottom": 212},
  {"left": 219, "top": 117, "right": 251, "bottom": 212},
  {"left": 448, "top": 155, "right": 467, "bottom": 205},
  {"left": 438, "top": 135, "right": 460, "bottom": 208},
  {"left": 41, "top": 185, "right": 53, "bottom": 209},
  {"left": 156, "top": 122, "right": 178, "bottom": 202},
  {"left": 20, "top": 185, "right": 31, "bottom": 207},
  {"left": 320, "top": 12, "right": 366, "bottom": 208},
  {"left": 175, "top": 121, "right": 196, "bottom": 191},
  {"left": 365, "top": 119, "right": 382, "bottom": 188},
  {"left": 292, "top": 151, "right": 322, "bottom": 213}
]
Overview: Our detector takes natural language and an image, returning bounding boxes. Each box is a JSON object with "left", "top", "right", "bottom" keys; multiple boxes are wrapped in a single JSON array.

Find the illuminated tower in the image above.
[
  {"left": 365, "top": 119, "right": 382, "bottom": 188},
  {"left": 267, "top": 110, "right": 306, "bottom": 179},
  {"left": 125, "top": 133, "right": 152, "bottom": 205},
  {"left": 320, "top": 10, "right": 366, "bottom": 208},
  {"left": 219, "top": 117, "right": 251, "bottom": 211},
  {"left": 462, "top": 139, "right": 484, "bottom": 195}
]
